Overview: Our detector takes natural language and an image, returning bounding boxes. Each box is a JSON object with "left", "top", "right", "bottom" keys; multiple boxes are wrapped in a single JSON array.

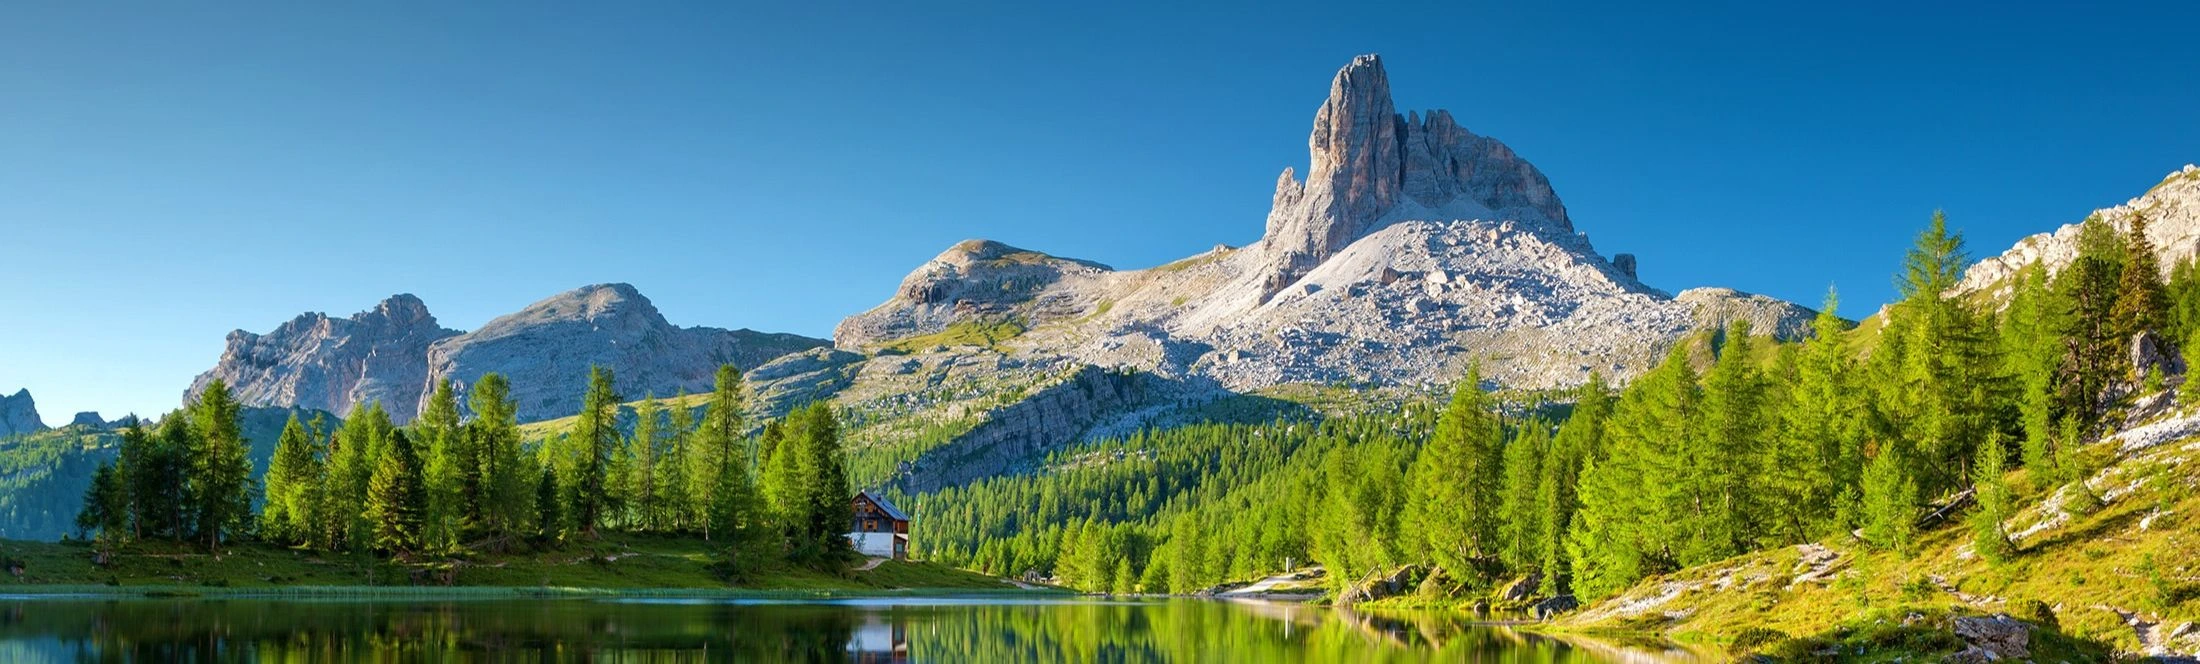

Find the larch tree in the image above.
[
  {"left": 188, "top": 378, "right": 253, "bottom": 549},
  {"left": 570, "top": 366, "right": 621, "bottom": 536}
]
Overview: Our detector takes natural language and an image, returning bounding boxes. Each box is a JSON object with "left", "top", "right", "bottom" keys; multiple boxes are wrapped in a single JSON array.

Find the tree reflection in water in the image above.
[{"left": 0, "top": 597, "right": 1704, "bottom": 662}]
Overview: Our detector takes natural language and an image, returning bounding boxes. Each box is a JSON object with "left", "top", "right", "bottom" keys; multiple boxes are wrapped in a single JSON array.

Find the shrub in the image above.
[
  {"left": 2011, "top": 598, "right": 2058, "bottom": 631},
  {"left": 1729, "top": 627, "right": 1791, "bottom": 656}
]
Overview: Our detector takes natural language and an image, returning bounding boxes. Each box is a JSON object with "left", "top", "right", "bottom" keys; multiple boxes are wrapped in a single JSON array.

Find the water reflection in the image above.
[{"left": 0, "top": 596, "right": 1705, "bottom": 662}]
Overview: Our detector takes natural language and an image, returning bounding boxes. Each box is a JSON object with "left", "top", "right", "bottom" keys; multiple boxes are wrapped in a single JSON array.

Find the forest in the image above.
[
  {"left": 73, "top": 365, "right": 861, "bottom": 578},
  {"left": 913, "top": 210, "right": 2200, "bottom": 601}
]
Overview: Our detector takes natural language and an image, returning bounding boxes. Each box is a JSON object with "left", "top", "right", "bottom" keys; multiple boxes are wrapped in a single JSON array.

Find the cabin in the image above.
[{"left": 848, "top": 490, "right": 910, "bottom": 560}]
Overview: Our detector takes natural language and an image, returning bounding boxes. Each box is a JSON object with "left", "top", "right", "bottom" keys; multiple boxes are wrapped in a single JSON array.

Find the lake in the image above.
[{"left": 0, "top": 595, "right": 1706, "bottom": 662}]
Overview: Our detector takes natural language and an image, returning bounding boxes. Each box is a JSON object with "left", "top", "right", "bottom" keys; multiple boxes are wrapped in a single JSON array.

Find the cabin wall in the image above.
[{"left": 849, "top": 532, "right": 897, "bottom": 558}]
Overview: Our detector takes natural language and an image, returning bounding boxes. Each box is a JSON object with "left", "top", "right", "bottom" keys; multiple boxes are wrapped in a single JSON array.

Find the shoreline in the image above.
[{"left": 0, "top": 583, "right": 1075, "bottom": 600}]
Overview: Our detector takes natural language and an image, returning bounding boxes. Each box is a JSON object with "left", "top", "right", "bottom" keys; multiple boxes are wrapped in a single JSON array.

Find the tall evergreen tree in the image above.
[
  {"left": 661, "top": 391, "right": 696, "bottom": 532},
  {"left": 75, "top": 461, "right": 129, "bottom": 542},
  {"left": 2056, "top": 217, "right": 2129, "bottom": 429},
  {"left": 1498, "top": 420, "right": 1550, "bottom": 574},
  {"left": 2113, "top": 211, "right": 2171, "bottom": 359},
  {"left": 188, "top": 379, "right": 254, "bottom": 549},
  {"left": 693, "top": 365, "right": 753, "bottom": 543},
  {"left": 1688, "top": 322, "right": 1765, "bottom": 563},
  {"left": 791, "top": 402, "right": 852, "bottom": 566},
  {"left": 1775, "top": 289, "right": 1863, "bottom": 540},
  {"left": 259, "top": 414, "right": 317, "bottom": 544},
  {"left": 367, "top": 430, "right": 428, "bottom": 555},
  {"left": 470, "top": 373, "right": 531, "bottom": 547},
  {"left": 626, "top": 394, "right": 664, "bottom": 531},
  {"left": 418, "top": 378, "right": 467, "bottom": 553},
  {"left": 1405, "top": 366, "right": 1504, "bottom": 577},
  {"left": 570, "top": 366, "right": 621, "bottom": 536},
  {"left": 1538, "top": 374, "right": 1608, "bottom": 593},
  {"left": 1860, "top": 441, "right": 1919, "bottom": 553}
]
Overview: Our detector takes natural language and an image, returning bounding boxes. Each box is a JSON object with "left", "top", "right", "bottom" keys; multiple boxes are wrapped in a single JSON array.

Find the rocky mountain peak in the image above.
[
  {"left": 1959, "top": 164, "right": 2200, "bottom": 299},
  {"left": 188, "top": 295, "right": 462, "bottom": 422},
  {"left": 0, "top": 389, "right": 46, "bottom": 438},
  {"left": 1254, "top": 54, "right": 1572, "bottom": 303}
]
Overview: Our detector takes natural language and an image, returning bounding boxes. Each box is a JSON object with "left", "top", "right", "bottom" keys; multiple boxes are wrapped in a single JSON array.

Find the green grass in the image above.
[
  {"left": 0, "top": 534, "right": 1032, "bottom": 597},
  {"left": 878, "top": 319, "right": 1027, "bottom": 354}
]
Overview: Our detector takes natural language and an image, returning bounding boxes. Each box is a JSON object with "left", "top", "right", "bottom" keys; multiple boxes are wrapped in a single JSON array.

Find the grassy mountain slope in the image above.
[{"left": 1564, "top": 390, "right": 2200, "bottom": 657}]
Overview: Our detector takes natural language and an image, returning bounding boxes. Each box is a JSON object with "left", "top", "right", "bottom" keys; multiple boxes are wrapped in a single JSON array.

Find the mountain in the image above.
[
  {"left": 838, "top": 55, "right": 1815, "bottom": 396},
  {"left": 803, "top": 54, "right": 1818, "bottom": 491},
  {"left": 189, "top": 285, "right": 828, "bottom": 424},
  {"left": 1958, "top": 164, "right": 2200, "bottom": 298},
  {"left": 186, "top": 294, "right": 458, "bottom": 423},
  {"left": 423, "top": 283, "right": 829, "bottom": 422},
  {"left": 0, "top": 389, "right": 45, "bottom": 438}
]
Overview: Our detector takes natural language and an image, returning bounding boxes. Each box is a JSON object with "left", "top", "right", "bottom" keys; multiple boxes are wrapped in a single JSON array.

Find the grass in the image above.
[
  {"left": 0, "top": 534, "right": 1035, "bottom": 598},
  {"left": 1560, "top": 415, "right": 2200, "bottom": 656},
  {"left": 877, "top": 319, "right": 1027, "bottom": 354}
]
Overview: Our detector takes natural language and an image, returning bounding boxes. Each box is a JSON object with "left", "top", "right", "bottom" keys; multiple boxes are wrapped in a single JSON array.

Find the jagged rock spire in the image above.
[{"left": 1254, "top": 54, "right": 1572, "bottom": 302}]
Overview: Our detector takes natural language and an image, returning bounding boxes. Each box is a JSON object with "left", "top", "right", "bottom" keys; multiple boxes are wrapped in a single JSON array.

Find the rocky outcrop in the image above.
[
  {"left": 68, "top": 412, "right": 107, "bottom": 429},
  {"left": 1950, "top": 615, "right": 2031, "bottom": 662},
  {"left": 0, "top": 389, "right": 44, "bottom": 438},
  {"left": 186, "top": 294, "right": 458, "bottom": 422},
  {"left": 194, "top": 285, "right": 827, "bottom": 424},
  {"left": 422, "top": 283, "right": 827, "bottom": 422},
  {"left": 1255, "top": 54, "right": 1570, "bottom": 303},
  {"left": 1959, "top": 164, "right": 2200, "bottom": 300},
  {"left": 836, "top": 240, "right": 1111, "bottom": 348}
]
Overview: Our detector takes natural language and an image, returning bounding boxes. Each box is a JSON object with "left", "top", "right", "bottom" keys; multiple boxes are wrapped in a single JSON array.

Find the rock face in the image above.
[
  {"left": 1255, "top": 54, "right": 1570, "bottom": 303},
  {"left": 424, "top": 283, "right": 828, "bottom": 422},
  {"left": 836, "top": 54, "right": 1818, "bottom": 402},
  {"left": 68, "top": 412, "right": 106, "bottom": 429},
  {"left": 186, "top": 294, "right": 458, "bottom": 422},
  {"left": 1959, "top": 164, "right": 2200, "bottom": 299},
  {"left": 193, "top": 285, "right": 828, "bottom": 424},
  {"left": 0, "top": 390, "right": 44, "bottom": 438}
]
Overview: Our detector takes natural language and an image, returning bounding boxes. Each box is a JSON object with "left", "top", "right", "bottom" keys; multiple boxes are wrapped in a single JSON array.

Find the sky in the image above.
[{"left": 3, "top": 2, "right": 2197, "bottom": 423}]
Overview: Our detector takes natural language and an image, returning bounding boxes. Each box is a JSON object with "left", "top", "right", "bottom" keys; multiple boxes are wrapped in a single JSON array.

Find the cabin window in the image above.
[{"left": 865, "top": 519, "right": 877, "bottom": 531}]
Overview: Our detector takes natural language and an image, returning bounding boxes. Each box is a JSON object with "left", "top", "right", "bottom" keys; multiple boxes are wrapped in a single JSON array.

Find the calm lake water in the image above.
[{"left": 0, "top": 595, "right": 1705, "bottom": 662}]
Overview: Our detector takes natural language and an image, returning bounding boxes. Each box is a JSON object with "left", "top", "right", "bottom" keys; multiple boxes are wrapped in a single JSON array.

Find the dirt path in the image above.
[{"left": 855, "top": 557, "right": 887, "bottom": 572}]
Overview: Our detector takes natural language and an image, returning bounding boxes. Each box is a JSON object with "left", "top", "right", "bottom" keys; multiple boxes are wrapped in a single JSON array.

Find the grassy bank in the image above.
[{"left": 0, "top": 534, "right": 1044, "bottom": 597}]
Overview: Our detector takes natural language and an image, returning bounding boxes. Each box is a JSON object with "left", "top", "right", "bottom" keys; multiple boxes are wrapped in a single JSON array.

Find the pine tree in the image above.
[
  {"left": 367, "top": 430, "right": 428, "bottom": 555},
  {"left": 1498, "top": 420, "right": 1550, "bottom": 574},
  {"left": 187, "top": 379, "right": 254, "bottom": 549},
  {"left": 2003, "top": 264, "right": 2063, "bottom": 476},
  {"left": 627, "top": 394, "right": 663, "bottom": 531},
  {"left": 325, "top": 402, "right": 391, "bottom": 552},
  {"left": 418, "top": 379, "right": 465, "bottom": 553},
  {"left": 76, "top": 461, "right": 129, "bottom": 542},
  {"left": 570, "top": 366, "right": 620, "bottom": 536},
  {"left": 1568, "top": 344, "right": 1698, "bottom": 599},
  {"left": 693, "top": 365, "right": 750, "bottom": 542},
  {"left": 1775, "top": 289, "right": 1862, "bottom": 540},
  {"left": 1860, "top": 442, "right": 1919, "bottom": 553},
  {"left": 1538, "top": 374, "right": 1608, "bottom": 594},
  {"left": 792, "top": 402, "right": 852, "bottom": 566},
  {"left": 2056, "top": 217, "right": 2129, "bottom": 428},
  {"left": 1969, "top": 434, "right": 2015, "bottom": 564},
  {"left": 470, "top": 374, "right": 531, "bottom": 548},
  {"left": 2113, "top": 211, "right": 2171, "bottom": 358},
  {"left": 260, "top": 413, "right": 317, "bottom": 544},
  {"left": 1405, "top": 366, "right": 1504, "bottom": 578},
  {"left": 1688, "top": 322, "right": 1764, "bottom": 564},
  {"left": 534, "top": 466, "right": 562, "bottom": 542},
  {"left": 660, "top": 391, "right": 695, "bottom": 532}
]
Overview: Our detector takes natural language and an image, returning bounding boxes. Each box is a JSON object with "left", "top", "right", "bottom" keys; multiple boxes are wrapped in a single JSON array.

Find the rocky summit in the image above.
[
  {"left": 0, "top": 389, "right": 44, "bottom": 438},
  {"left": 191, "top": 284, "right": 828, "bottom": 423},
  {"left": 1958, "top": 164, "right": 2200, "bottom": 299},
  {"left": 837, "top": 54, "right": 1816, "bottom": 396}
]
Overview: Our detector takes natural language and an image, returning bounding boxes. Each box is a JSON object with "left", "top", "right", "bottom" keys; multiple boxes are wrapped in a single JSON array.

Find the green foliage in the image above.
[
  {"left": 1968, "top": 434, "right": 2014, "bottom": 564},
  {"left": 366, "top": 431, "right": 426, "bottom": 555},
  {"left": 1405, "top": 367, "right": 1504, "bottom": 577},
  {"left": 187, "top": 380, "right": 254, "bottom": 548},
  {"left": 1860, "top": 442, "right": 1919, "bottom": 553},
  {"left": 877, "top": 319, "right": 1026, "bottom": 354}
]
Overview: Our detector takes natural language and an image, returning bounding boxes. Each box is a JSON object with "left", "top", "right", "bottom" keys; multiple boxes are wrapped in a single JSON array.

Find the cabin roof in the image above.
[{"left": 856, "top": 490, "right": 910, "bottom": 521}]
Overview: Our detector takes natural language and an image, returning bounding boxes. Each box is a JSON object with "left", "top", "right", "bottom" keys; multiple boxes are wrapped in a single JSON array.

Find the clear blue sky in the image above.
[{"left": 3, "top": 2, "right": 2196, "bottom": 423}]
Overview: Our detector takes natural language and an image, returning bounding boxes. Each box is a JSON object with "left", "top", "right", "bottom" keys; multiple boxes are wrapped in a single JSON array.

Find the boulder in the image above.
[
  {"left": 1530, "top": 595, "right": 1579, "bottom": 620},
  {"left": 1951, "top": 615, "right": 2030, "bottom": 661},
  {"left": 2133, "top": 330, "right": 2185, "bottom": 381},
  {"left": 1501, "top": 572, "right": 1542, "bottom": 602}
]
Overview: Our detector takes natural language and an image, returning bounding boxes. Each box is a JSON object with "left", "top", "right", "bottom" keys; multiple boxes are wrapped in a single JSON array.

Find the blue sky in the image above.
[{"left": 3, "top": 2, "right": 2197, "bottom": 422}]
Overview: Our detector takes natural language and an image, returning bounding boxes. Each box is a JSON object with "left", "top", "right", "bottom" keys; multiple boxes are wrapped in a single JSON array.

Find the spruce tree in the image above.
[
  {"left": 570, "top": 366, "right": 621, "bottom": 536},
  {"left": 2113, "top": 211, "right": 2171, "bottom": 357},
  {"left": 367, "top": 430, "right": 428, "bottom": 555},
  {"left": 470, "top": 374, "right": 531, "bottom": 547},
  {"left": 260, "top": 413, "right": 317, "bottom": 544},
  {"left": 418, "top": 379, "right": 465, "bottom": 552},
  {"left": 1539, "top": 374, "right": 1608, "bottom": 593},
  {"left": 661, "top": 391, "right": 695, "bottom": 532},
  {"left": 1860, "top": 442, "right": 1919, "bottom": 553},
  {"left": 692, "top": 365, "right": 751, "bottom": 542},
  {"left": 187, "top": 379, "right": 253, "bottom": 549},
  {"left": 535, "top": 466, "right": 563, "bottom": 542},
  {"left": 627, "top": 394, "right": 663, "bottom": 531},
  {"left": 1689, "top": 322, "right": 1764, "bottom": 564},
  {"left": 2056, "top": 217, "right": 2128, "bottom": 428},
  {"left": 1405, "top": 366, "right": 1504, "bottom": 578},
  {"left": 76, "top": 461, "right": 129, "bottom": 542},
  {"left": 1498, "top": 420, "right": 1550, "bottom": 575}
]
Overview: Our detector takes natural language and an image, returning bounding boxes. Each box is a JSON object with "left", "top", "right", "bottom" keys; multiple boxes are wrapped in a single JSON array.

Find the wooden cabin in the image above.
[{"left": 848, "top": 490, "right": 910, "bottom": 560}]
